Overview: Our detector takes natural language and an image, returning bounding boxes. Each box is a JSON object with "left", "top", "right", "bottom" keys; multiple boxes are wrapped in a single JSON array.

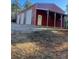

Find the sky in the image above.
[{"left": 12, "top": 0, "right": 68, "bottom": 11}]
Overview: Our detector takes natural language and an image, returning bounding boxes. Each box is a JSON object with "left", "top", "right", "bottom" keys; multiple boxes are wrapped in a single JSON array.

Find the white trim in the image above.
[{"left": 36, "top": 8, "right": 48, "bottom": 11}]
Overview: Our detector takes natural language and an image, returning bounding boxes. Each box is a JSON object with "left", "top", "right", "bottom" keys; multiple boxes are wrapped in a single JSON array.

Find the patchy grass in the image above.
[{"left": 11, "top": 30, "right": 68, "bottom": 59}]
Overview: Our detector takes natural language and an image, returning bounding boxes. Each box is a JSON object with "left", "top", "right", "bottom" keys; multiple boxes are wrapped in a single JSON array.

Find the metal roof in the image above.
[
  {"left": 18, "top": 3, "right": 65, "bottom": 14},
  {"left": 34, "top": 3, "right": 64, "bottom": 14}
]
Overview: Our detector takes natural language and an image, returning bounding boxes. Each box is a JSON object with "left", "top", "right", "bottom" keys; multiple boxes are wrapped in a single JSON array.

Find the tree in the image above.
[
  {"left": 64, "top": 5, "right": 68, "bottom": 29},
  {"left": 11, "top": 0, "right": 21, "bottom": 22},
  {"left": 11, "top": 0, "right": 32, "bottom": 22},
  {"left": 66, "top": 5, "right": 68, "bottom": 14},
  {"left": 23, "top": 0, "right": 32, "bottom": 9}
]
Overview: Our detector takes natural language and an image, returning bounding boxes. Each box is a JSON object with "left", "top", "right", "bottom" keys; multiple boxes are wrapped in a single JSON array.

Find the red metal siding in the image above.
[
  {"left": 48, "top": 12, "right": 54, "bottom": 27},
  {"left": 56, "top": 19, "right": 61, "bottom": 27},
  {"left": 36, "top": 10, "right": 47, "bottom": 26},
  {"left": 21, "top": 3, "right": 65, "bottom": 28}
]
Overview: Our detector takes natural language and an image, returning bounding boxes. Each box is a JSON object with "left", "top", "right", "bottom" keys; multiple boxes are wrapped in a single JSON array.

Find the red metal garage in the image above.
[
  {"left": 17, "top": 3, "right": 66, "bottom": 28},
  {"left": 32, "top": 3, "right": 65, "bottom": 28}
]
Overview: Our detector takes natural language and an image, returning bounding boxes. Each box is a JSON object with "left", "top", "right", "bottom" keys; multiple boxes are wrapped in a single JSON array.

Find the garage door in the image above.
[
  {"left": 20, "top": 13, "right": 24, "bottom": 24},
  {"left": 25, "top": 10, "right": 32, "bottom": 24},
  {"left": 17, "top": 15, "right": 20, "bottom": 24}
]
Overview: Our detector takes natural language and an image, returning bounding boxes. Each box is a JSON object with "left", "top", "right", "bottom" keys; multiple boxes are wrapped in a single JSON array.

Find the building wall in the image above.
[
  {"left": 48, "top": 12, "right": 54, "bottom": 27},
  {"left": 31, "top": 6, "right": 37, "bottom": 25},
  {"left": 25, "top": 9, "right": 32, "bottom": 24},
  {"left": 11, "top": 23, "right": 35, "bottom": 33},
  {"left": 17, "top": 9, "right": 32, "bottom": 25},
  {"left": 20, "top": 13, "right": 24, "bottom": 24},
  {"left": 17, "top": 15, "right": 20, "bottom": 24},
  {"left": 56, "top": 14, "right": 61, "bottom": 27},
  {"left": 16, "top": 4, "right": 65, "bottom": 28},
  {"left": 36, "top": 9, "right": 47, "bottom": 26}
]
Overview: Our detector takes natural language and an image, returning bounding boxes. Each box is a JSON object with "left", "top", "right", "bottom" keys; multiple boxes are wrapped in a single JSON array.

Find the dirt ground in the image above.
[{"left": 11, "top": 30, "right": 68, "bottom": 59}]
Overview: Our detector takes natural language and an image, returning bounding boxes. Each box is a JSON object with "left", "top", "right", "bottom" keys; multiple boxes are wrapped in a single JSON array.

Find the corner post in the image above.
[
  {"left": 54, "top": 13, "right": 56, "bottom": 28},
  {"left": 47, "top": 10, "right": 49, "bottom": 27},
  {"left": 60, "top": 15, "right": 63, "bottom": 29}
]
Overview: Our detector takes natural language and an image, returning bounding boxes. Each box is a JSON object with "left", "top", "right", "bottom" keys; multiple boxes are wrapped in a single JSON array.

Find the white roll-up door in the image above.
[
  {"left": 25, "top": 9, "right": 32, "bottom": 24},
  {"left": 20, "top": 13, "right": 24, "bottom": 24},
  {"left": 17, "top": 15, "right": 20, "bottom": 24}
]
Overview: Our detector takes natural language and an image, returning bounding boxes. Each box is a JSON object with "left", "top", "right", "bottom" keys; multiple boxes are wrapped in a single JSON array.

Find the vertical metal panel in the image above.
[
  {"left": 25, "top": 11, "right": 27, "bottom": 24},
  {"left": 47, "top": 10, "right": 49, "bottom": 26},
  {"left": 25, "top": 9, "right": 32, "bottom": 24},
  {"left": 23, "top": 12, "right": 26, "bottom": 24},
  {"left": 60, "top": 15, "right": 63, "bottom": 28},
  {"left": 20, "top": 13, "right": 24, "bottom": 24},
  {"left": 19, "top": 14, "right": 21, "bottom": 24},
  {"left": 36, "top": 9, "right": 47, "bottom": 26},
  {"left": 17, "top": 15, "right": 20, "bottom": 24},
  {"left": 33, "top": 10, "right": 36, "bottom": 25},
  {"left": 54, "top": 13, "right": 56, "bottom": 28}
]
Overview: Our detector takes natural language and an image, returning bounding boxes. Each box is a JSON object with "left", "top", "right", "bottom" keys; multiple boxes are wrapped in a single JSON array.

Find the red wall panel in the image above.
[
  {"left": 36, "top": 10, "right": 47, "bottom": 26},
  {"left": 35, "top": 9, "right": 64, "bottom": 28},
  {"left": 48, "top": 12, "right": 54, "bottom": 27}
]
